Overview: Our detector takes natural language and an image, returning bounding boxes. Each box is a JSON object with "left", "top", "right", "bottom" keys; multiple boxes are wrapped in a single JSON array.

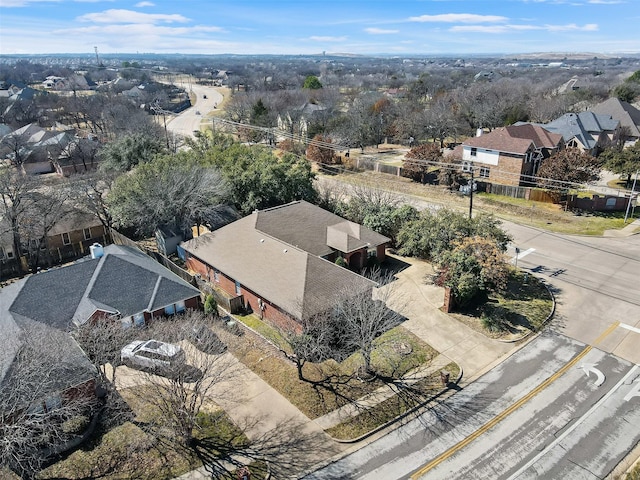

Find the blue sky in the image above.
[{"left": 0, "top": 0, "right": 638, "bottom": 56}]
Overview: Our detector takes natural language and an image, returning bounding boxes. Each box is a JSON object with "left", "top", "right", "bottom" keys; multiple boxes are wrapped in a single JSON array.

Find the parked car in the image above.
[
  {"left": 121, "top": 339, "right": 185, "bottom": 371},
  {"left": 195, "top": 110, "right": 201, "bottom": 115},
  {"left": 188, "top": 325, "right": 227, "bottom": 354},
  {"left": 219, "top": 315, "right": 243, "bottom": 336}
]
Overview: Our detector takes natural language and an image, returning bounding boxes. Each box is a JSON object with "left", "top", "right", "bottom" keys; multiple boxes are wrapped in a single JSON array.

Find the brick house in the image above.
[
  {"left": 181, "top": 201, "right": 387, "bottom": 332},
  {"left": 458, "top": 124, "right": 564, "bottom": 186},
  {"left": 0, "top": 243, "right": 200, "bottom": 459}
]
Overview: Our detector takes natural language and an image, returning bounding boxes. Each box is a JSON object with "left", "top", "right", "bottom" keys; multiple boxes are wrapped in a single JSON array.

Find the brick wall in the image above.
[
  {"left": 489, "top": 152, "right": 527, "bottom": 186},
  {"left": 186, "top": 252, "right": 302, "bottom": 332}
]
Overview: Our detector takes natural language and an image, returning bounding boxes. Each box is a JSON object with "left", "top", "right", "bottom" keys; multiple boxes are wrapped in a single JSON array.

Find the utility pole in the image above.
[
  {"left": 624, "top": 170, "right": 638, "bottom": 223},
  {"left": 469, "top": 162, "right": 474, "bottom": 219}
]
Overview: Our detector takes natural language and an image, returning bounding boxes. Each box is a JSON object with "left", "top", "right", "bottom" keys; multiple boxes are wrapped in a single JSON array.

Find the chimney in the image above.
[
  {"left": 90, "top": 243, "right": 104, "bottom": 259},
  {"left": 476, "top": 128, "right": 483, "bottom": 137}
]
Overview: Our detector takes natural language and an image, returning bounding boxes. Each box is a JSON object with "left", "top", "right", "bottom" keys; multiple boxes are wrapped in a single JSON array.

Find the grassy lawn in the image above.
[
  {"left": 450, "top": 270, "right": 553, "bottom": 340},
  {"left": 329, "top": 171, "right": 636, "bottom": 236},
  {"left": 223, "top": 321, "right": 439, "bottom": 420},
  {"left": 235, "top": 312, "right": 292, "bottom": 354},
  {"left": 326, "top": 362, "right": 460, "bottom": 440}
]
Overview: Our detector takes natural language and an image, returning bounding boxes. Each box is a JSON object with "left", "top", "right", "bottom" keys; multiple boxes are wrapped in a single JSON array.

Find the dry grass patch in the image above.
[
  {"left": 222, "top": 322, "right": 439, "bottom": 420},
  {"left": 326, "top": 362, "right": 460, "bottom": 440},
  {"left": 450, "top": 270, "right": 553, "bottom": 340},
  {"left": 329, "top": 171, "right": 631, "bottom": 235}
]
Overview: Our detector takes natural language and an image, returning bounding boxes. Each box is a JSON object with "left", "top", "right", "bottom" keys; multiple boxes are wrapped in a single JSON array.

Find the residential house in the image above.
[
  {"left": 47, "top": 209, "right": 107, "bottom": 264},
  {"left": 181, "top": 201, "right": 388, "bottom": 332},
  {"left": 524, "top": 111, "right": 620, "bottom": 155},
  {"left": 1, "top": 123, "right": 76, "bottom": 175},
  {"left": 589, "top": 97, "right": 640, "bottom": 147},
  {"left": 457, "top": 124, "right": 564, "bottom": 186},
  {"left": 0, "top": 243, "right": 201, "bottom": 432},
  {"left": 277, "top": 102, "right": 326, "bottom": 138}
]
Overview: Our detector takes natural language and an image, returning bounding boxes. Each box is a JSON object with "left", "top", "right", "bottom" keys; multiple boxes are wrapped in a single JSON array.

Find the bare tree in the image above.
[
  {"left": 107, "top": 153, "right": 229, "bottom": 236},
  {"left": 0, "top": 167, "right": 32, "bottom": 263},
  {"left": 115, "top": 311, "right": 246, "bottom": 471},
  {"left": 0, "top": 324, "right": 99, "bottom": 480},
  {"left": 335, "top": 269, "right": 405, "bottom": 377}
]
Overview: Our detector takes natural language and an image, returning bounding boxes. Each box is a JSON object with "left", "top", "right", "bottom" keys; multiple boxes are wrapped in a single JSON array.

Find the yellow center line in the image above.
[
  {"left": 593, "top": 321, "right": 620, "bottom": 345},
  {"left": 411, "top": 322, "right": 620, "bottom": 479}
]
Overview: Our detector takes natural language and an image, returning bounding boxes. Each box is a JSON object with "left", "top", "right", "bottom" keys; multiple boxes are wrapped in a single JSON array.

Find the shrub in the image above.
[
  {"left": 480, "top": 306, "right": 510, "bottom": 332},
  {"left": 335, "top": 257, "right": 347, "bottom": 268},
  {"left": 204, "top": 295, "right": 218, "bottom": 316}
]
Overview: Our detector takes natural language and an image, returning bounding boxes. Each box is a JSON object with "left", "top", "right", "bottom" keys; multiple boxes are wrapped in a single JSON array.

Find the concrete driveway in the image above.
[{"left": 383, "top": 253, "right": 519, "bottom": 383}]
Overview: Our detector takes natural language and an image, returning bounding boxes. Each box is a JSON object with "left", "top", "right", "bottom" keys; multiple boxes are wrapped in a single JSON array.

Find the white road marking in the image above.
[
  {"left": 624, "top": 377, "right": 640, "bottom": 402},
  {"left": 578, "top": 363, "right": 606, "bottom": 387},
  {"left": 512, "top": 247, "right": 535, "bottom": 263},
  {"left": 507, "top": 364, "right": 640, "bottom": 480},
  {"left": 620, "top": 323, "right": 640, "bottom": 335}
]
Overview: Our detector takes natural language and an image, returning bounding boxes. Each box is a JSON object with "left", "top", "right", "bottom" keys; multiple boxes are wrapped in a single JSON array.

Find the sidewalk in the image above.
[
  {"left": 313, "top": 353, "right": 453, "bottom": 430},
  {"left": 382, "top": 254, "right": 517, "bottom": 384},
  {"left": 604, "top": 217, "right": 640, "bottom": 237}
]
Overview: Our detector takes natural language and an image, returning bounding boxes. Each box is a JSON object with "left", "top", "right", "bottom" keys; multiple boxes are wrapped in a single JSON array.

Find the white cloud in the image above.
[
  {"left": 451, "top": 23, "right": 598, "bottom": 33},
  {"left": 135, "top": 1, "right": 155, "bottom": 6},
  {"left": 308, "top": 36, "right": 348, "bottom": 42},
  {"left": 0, "top": 0, "right": 59, "bottom": 7},
  {"left": 408, "top": 13, "right": 508, "bottom": 23},
  {"left": 588, "top": 0, "right": 624, "bottom": 4},
  {"left": 77, "top": 9, "right": 188, "bottom": 24},
  {"left": 364, "top": 27, "right": 399, "bottom": 34}
]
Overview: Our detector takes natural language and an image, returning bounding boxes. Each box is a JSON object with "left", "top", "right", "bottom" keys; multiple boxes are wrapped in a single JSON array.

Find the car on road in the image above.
[
  {"left": 121, "top": 339, "right": 185, "bottom": 371},
  {"left": 195, "top": 110, "right": 201, "bottom": 115}
]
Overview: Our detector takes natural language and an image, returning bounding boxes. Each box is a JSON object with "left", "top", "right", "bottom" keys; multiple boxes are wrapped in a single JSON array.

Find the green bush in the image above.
[
  {"left": 335, "top": 257, "right": 347, "bottom": 268},
  {"left": 204, "top": 295, "right": 217, "bottom": 316}
]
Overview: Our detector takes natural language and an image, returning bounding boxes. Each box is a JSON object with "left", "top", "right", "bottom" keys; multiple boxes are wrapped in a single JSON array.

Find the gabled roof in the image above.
[
  {"left": 538, "top": 112, "right": 619, "bottom": 150},
  {"left": 182, "top": 204, "right": 380, "bottom": 321},
  {"left": 590, "top": 97, "right": 640, "bottom": 138},
  {"left": 254, "top": 200, "right": 389, "bottom": 256},
  {"left": 6, "top": 244, "right": 200, "bottom": 330},
  {"left": 462, "top": 128, "right": 534, "bottom": 155}
]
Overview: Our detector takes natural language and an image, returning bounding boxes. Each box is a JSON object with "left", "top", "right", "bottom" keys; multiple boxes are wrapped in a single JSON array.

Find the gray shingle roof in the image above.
[
  {"left": 10, "top": 259, "right": 100, "bottom": 330},
  {"left": 590, "top": 97, "right": 640, "bottom": 139},
  {"left": 9, "top": 244, "right": 200, "bottom": 329},
  {"left": 540, "top": 112, "right": 619, "bottom": 150}
]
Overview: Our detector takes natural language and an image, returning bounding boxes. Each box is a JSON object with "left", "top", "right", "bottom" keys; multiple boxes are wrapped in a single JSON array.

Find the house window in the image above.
[
  {"left": 367, "top": 247, "right": 377, "bottom": 258},
  {"left": 133, "top": 312, "right": 145, "bottom": 326},
  {"left": 479, "top": 167, "right": 490, "bottom": 178},
  {"left": 83, "top": 228, "right": 92, "bottom": 240},
  {"left": 213, "top": 269, "right": 220, "bottom": 282},
  {"left": 62, "top": 232, "right": 71, "bottom": 245},
  {"left": 235, "top": 281, "right": 241, "bottom": 296},
  {"left": 470, "top": 147, "right": 477, "bottom": 157},
  {"left": 165, "top": 304, "right": 176, "bottom": 315},
  {"left": 176, "top": 300, "right": 186, "bottom": 313}
]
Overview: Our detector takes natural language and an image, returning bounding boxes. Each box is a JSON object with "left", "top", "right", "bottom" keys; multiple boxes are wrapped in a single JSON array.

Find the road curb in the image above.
[
  {"left": 498, "top": 274, "right": 557, "bottom": 344},
  {"left": 324, "top": 362, "right": 463, "bottom": 445}
]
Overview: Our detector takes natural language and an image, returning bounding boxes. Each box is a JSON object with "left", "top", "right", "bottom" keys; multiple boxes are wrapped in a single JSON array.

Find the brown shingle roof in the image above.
[
  {"left": 255, "top": 200, "right": 389, "bottom": 255},
  {"left": 462, "top": 124, "right": 563, "bottom": 154},
  {"left": 182, "top": 207, "right": 379, "bottom": 321}
]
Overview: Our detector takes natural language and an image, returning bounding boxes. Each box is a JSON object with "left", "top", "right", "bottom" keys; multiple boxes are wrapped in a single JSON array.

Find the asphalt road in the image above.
[
  {"left": 163, "top": 83, "right": 224, "bottom": 138},
  {"left": 505, "top": 222, "right": 640, "bottom": 366},
  {"left": 305, "top": 331, "right": 640, "bottom": 480}
]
